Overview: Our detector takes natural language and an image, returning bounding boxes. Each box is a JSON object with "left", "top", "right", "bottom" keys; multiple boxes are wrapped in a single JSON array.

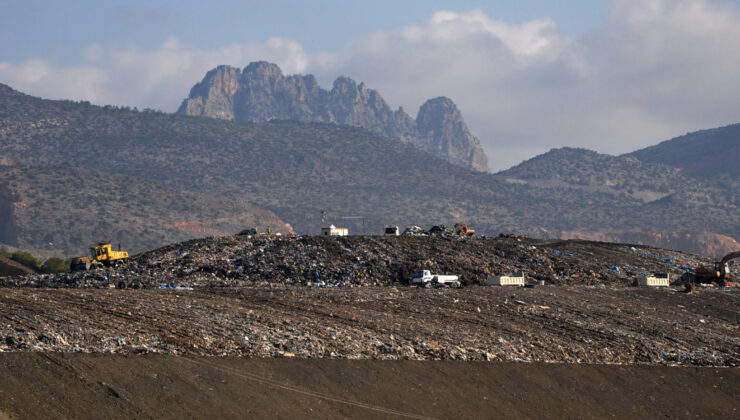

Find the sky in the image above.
[{"left": 2, "top": 0, "right": 739, "bottom": 171}]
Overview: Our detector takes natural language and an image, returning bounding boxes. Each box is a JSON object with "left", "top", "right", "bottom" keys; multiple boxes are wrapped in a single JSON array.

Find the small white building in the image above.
[
  {"left": 384, "top": 225, "right": 399, "bottom": 236},
  {"left": 486, "top": 272, "right": 525, "bottom": 286},
  {"left": 638, "top": 273, "right": 670, "bottom": 287},
  {"left": 321, "top": 225, "right": 349, "bottom": 236}
]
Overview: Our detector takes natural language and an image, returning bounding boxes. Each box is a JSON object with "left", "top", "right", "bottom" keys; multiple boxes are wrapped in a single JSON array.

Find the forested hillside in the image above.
[{"left": 1, "top": 84, "right": 737, "bottom": 256}]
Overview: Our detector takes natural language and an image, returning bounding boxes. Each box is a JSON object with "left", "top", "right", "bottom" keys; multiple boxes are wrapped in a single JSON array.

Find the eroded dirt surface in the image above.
[
  {"left": 0, "top": 353, "right": 738, "bottom": 420},
  {"left": 0, "top": 285, "right": 737, "bottom": 366}
]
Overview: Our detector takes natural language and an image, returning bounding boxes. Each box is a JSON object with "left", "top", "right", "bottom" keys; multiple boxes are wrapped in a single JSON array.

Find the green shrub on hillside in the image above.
[
  {"left": 40, "top": 257, "right": 70, "bottom": 274},
  {"left": 10, "top": 251, "right": 42, "bottom": 270}
]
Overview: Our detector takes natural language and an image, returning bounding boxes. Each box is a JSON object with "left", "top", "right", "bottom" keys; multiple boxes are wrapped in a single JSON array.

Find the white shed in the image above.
[
  {"left": 486, "top": 273, "right": 525, "bottom": 286},
  {"left": 638, "top": 273, "right": 670, "bottom": 287},
  {"left": 321, "top": 225, "right": 349, "bottom": 236}
]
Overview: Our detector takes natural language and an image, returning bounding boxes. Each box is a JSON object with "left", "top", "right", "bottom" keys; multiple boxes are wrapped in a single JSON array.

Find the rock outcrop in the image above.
[
  {"left": 178, "top": 62, "right": 489, "bottom": 171},
  {"left": 416, "top": 97, "right": 489, "bottom": 172}
]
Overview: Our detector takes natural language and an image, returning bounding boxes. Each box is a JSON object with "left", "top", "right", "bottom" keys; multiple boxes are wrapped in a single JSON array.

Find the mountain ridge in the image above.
[
  {"left": 625, "top": 123, "right": 740, "bottom": 178},
  {"left": 0, "top": 83, "right": 737, "bottom": 257},
  {"left": 177, "top": 62, "right": 489, "bottom": 171}
]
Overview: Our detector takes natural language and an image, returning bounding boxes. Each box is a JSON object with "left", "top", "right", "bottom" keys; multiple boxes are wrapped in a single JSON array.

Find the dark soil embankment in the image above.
[
  {"left": 0, "top": 256, "right": 34, "bottom": 277},
  {"left": 0, "top": 353, "right": 737, "bottom": 419}
]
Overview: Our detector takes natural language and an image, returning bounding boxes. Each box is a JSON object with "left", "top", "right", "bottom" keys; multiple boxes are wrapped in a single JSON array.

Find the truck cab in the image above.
[
  {"left": 412, "top": 270, "right": 432, "bottom": 284},
  {"left": 412, "top": 270, "right": 461, "bottom": 287}
]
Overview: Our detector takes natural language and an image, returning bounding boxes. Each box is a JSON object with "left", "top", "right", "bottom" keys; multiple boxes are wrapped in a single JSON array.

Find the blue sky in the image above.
[
  {"left": 2, "top": 1, "right": 740, "bottom": 170},
  {"left": 2, "top": 1, "right": 606, "bottom": 64}
]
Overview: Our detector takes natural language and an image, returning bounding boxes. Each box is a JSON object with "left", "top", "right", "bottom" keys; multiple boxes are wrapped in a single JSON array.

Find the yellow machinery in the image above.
[
  {"left": 454, "top": 223, "right": 476, "bottom": 237},
  {"left": 91, "top": 243, "right": 129, "bottom": 266},
  {"left": 71, "top": 243, "right": 129, "bottom": 271}
]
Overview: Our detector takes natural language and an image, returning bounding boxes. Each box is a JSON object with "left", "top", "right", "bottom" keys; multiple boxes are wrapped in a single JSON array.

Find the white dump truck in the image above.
[{"left": 412, "top": 270, "right": 461, "bottom": 288}]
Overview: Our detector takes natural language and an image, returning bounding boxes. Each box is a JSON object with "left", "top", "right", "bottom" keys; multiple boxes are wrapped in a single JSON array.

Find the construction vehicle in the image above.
[
  {"left": 384, "top": 226, "right": 399, "bottom": 236},
  {"left": 454, "top": 223, "right": 475, "bottom": 237},
  {"left": 412, "top": 270, "right": 461, "bottom": 288},
  {"left": 71, "top": 243, "right": 129, "bottom": 271},
  {"left": 402, "top": 226, "right": 425, "bottom": 236},
  {"left": 692, "top": 251, "right": 739, "bottom": 284}
]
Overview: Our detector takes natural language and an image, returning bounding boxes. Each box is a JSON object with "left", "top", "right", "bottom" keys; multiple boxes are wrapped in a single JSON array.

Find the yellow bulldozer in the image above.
[
  {"left": 71, "top": 243, "right": 129, "bottom": 271},
  {"left": 454, "top": 223, "right": 476, "bottom": 237}
]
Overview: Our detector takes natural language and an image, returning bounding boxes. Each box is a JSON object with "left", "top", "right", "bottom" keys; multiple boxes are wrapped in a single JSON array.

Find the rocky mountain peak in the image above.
[
  {"left": 243, "top": 61, "right": 283, "bottom": 76},
  {"left": 180, "top": 65, "right": 241, "bottom": 120},
  {"left": 332, "top": 76, "right": 357, "bottom": 91},
  {"left": 178, "top": 62, "right": 490, "bottom": 171},
  {"left": 416, "top": 97, "right": 488, "bottom": 171}
]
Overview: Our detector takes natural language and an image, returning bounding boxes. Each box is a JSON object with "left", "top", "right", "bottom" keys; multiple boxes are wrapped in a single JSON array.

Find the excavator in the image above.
[
  {"left": 71, "top": 243, "right": 129, "bottom": 271},
  {"left": 692, "top": 251, "right": 739, "bottom": 285}
]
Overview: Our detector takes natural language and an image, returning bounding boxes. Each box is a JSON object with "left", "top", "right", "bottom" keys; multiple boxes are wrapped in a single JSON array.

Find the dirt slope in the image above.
[
  {"left": 1, "top": 286, "right": 737, "bottom": 366},
  {"left": 0, "top": 256, "right": 35, "bottom": 277},
  {"left": 0, "top": 353, "right": 737, "bottom": 419}
]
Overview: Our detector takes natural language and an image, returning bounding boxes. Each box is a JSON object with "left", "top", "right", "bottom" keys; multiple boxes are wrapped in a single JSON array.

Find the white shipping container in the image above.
[
  {"left": 486, "top": 274, "right": 525, "bottom": 286},
  {"left": 638, "top": 274, "right": 670, "bottom": 287}
]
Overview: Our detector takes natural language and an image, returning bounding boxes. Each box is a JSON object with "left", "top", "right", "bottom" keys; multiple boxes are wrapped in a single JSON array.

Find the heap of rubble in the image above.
[
  {"left": 0, "top": 286, "right": 736, "bottom": 366},
  {"left": 0, "top": 235, "right": 713, "bottom": 289}
]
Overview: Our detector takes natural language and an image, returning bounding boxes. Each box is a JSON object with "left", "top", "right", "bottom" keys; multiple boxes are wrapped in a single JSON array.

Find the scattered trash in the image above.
[
  {"left": 0, "top": 235, "right": 717, "bottom": 290},
  {"left": 552, "top": 250, "right": 574, "bottom": 257}
]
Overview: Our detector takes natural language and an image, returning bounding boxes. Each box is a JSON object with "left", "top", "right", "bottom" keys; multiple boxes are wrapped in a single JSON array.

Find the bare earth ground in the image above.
[
  {"left": 0, "top": 353, "right": 738, "bottom": 419},
  {"left": 0, "top": 237, "right": 738, "bottom": 417}
]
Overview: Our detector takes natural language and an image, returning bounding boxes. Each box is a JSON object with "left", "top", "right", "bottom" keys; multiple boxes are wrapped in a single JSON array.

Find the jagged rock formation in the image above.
[
  {"left": 178, "top": 62, "right": 489, "bottom": 171},
  {"left": 416, "top": 97, "right": 489, "bottom": 173}
]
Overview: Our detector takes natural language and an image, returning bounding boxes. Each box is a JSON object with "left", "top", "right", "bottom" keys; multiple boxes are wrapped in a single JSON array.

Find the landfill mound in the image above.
[
  {"left": 0, "top": 285, "right": 737, "bottom": 366},
  {"left": 0, "top": 235, "right": 737, "bottom": 366},
  {"left": 0, "top": 235, "right": 716, "bottom": 289}
]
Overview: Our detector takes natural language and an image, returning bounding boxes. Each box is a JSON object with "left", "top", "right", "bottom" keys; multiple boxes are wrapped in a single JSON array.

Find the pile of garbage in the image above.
[
  {"left": 0, "top": 234, "right": 714, "bottom": 289},
  {"left": 0, "top": 285, "right": 736, "bottom": 366}
]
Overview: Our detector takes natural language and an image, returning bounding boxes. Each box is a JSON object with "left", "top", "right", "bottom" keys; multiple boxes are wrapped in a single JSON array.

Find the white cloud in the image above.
[
  {"left": 308, "top": 1, "right": 740, "bottom": 170},
  {"left": 0, "top": 58, "right": 109, "bottom": 103},
  {"left": 1, "top": 1, "right": 739, "bottom": 171},
  {"left": 83, "top": 44, "right": 105, "bottom": 62},
  {"left": 0, "top": 36, "right": 308, "bottom": 111}
]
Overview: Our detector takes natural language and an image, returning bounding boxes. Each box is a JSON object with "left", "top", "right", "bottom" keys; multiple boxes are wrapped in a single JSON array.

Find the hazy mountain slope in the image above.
[
  {"left": 499, "top": 147, "right": 701, "bottom": 197},
  {"left": 0, "top": 165, "right": 290, "bottom": 256},
  {"left": 0, "top": 83, "right": 737, "bottom": 255},
  {"left": 626, "top": 123, "right": 740, "bottom": 177},
  {"left": 177, "top": 62, "right": 489, "bottom": 171},
  {"left": 497, "top": 147, "right": 740, "bottom": 254},
  {"left": 0, "top": 182, "right": 19, "bottom": 246}
]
